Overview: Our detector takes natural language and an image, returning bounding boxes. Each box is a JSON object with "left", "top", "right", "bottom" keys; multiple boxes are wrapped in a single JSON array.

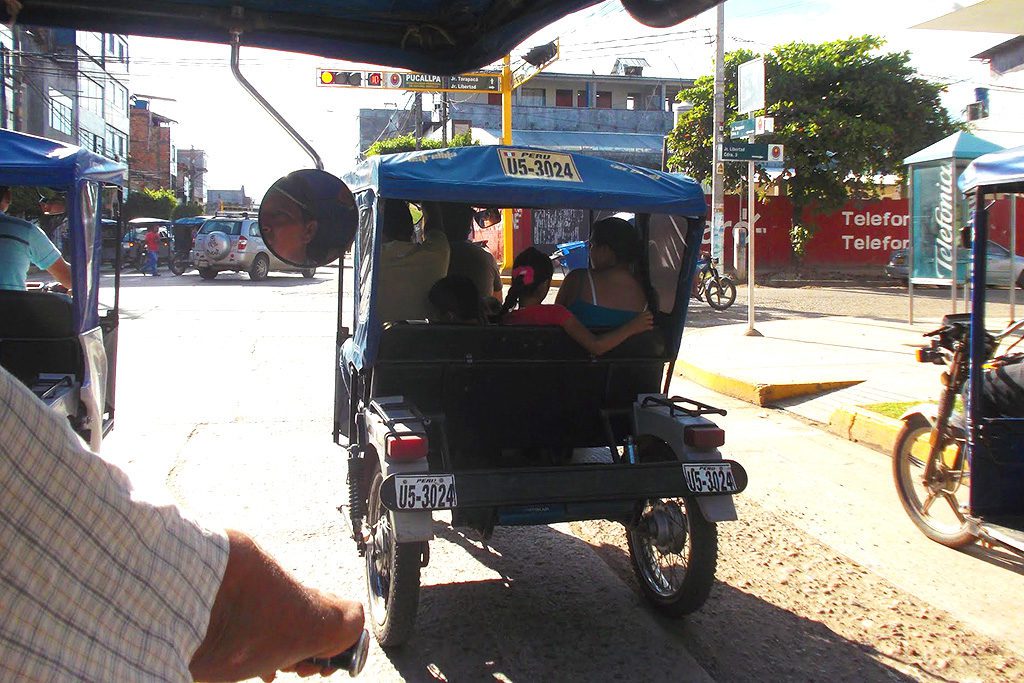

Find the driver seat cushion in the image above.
[{"left": 0, "top": 290, "right": 80, "bottom": 385}]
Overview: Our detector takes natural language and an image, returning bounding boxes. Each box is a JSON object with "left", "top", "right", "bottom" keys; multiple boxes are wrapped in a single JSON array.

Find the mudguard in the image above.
[
  {"left": 899, "top": 404, "right": 938, "bottom": 426},
  {"left": 633, "top": 393, "right": 739, "bottom": 522},
  {"left": 364, "top": 396, "right": 433, "bottom": 543}
]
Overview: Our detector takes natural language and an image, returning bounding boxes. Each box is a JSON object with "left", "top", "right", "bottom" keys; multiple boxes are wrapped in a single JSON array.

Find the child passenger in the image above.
[
  {"left": 500, "top": 247, "right": 653, "bottom": 355},
  {"left": 429, "top": 275, "right": 485, "bottom": 324}
]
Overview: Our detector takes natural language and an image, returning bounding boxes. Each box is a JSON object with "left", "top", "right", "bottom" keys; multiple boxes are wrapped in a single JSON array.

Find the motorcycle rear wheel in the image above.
[
  {"left": 893, "top": 420, "right": 974, "bottom": 548},
  {"left": 169, "top": 255, "right": 189, "bottom": 276},
  {"left": 627, "top": 496, "right": 717, "bottom": 616},
  {"left": 365, "top": 462, "right": 421, "bottom": 647}
]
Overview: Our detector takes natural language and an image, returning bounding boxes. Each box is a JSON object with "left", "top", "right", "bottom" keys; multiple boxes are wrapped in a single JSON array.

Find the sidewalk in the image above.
[{"left": 676, "top": 315, "right": 948, "bottom": 454}]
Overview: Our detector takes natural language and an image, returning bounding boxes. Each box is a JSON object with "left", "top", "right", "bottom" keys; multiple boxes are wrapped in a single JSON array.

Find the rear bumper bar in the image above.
[{"left": 380, "top": 459, "right": 747, "bottom": 512}]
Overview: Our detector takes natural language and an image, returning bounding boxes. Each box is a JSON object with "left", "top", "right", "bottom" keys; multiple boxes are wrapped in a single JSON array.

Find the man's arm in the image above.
[
  {"left": 189, "top": 530, "right": 364, "bottom": 682},
  {"left": 46, "top": 257, "right": 73, "bottom": 289}
]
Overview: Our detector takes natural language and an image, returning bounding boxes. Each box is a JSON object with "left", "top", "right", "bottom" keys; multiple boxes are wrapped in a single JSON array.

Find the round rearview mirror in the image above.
[
  {"left": 259, "top": 169, "right": 357, "bottom": 268},
  {"left": 473, "top": 207, "right": 501, "bottom": 230}
]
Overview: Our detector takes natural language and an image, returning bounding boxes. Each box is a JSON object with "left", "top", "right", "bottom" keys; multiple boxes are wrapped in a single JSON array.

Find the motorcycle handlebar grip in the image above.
[{"left": 306, "top": 629, "right": 370, "bottom": 677}]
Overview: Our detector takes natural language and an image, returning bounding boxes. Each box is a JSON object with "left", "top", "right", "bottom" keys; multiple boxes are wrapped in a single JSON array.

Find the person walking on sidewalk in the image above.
[{"left": 144, "top": 224, "right": 161, "bottom": 276}]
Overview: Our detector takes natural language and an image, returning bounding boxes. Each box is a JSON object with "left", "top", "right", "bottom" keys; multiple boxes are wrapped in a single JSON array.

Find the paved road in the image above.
[
  {"left": 97, "top": 272, "right": 1024, "bottom": 680},
  {"left": 99, "top": 266, "right": 710, "bottom": 683}
]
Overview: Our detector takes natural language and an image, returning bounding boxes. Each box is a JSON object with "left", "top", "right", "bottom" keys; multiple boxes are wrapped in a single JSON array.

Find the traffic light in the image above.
[
  {"left": 318, "top": 70, "right": 363, "bottom": 87},
  {"left": 366, "top": 72, "right": 383, "bottom": 87}
]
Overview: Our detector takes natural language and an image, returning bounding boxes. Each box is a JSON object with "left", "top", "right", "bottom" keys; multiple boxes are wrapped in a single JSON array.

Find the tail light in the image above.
[
  {"left": 684, "top": 425, "right": 725, "bottom": 449},
  {"left": 237, "top": 236, "right": 248, "bottom": 251},
  {"left": 385, "top": 434, "right": 428, "bottom": 461}
]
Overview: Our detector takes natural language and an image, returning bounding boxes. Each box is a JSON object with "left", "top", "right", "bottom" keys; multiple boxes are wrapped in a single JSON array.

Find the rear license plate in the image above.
[
  {"left": 683, "top": 463, "right": 738, "bottom": 494},
  {"left": 394, "top": 474, "right": 457, "bottom": 510}
]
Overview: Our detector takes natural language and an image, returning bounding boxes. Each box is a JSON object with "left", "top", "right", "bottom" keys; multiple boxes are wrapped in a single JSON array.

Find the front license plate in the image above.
[
  {"left": 498, "top": 148, "right": 582, "bottom": 182},
  {"left": 683, "top": 463, "right": 738, "bottom": 494},
  {"left": 394, "top": 474, "right": 457, "bottom": 510}
]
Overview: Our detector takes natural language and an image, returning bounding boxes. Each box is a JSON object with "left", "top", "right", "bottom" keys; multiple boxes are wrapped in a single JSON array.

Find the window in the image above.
[
  {"left": 106, "top": 79, "right": 128, "bottom": 116},
  {"left": 520, "top": 87, "right": 545, "bottom": 107},
  {"left": 118, "top": 40, "right": 126, "bottom": 62},
  {"left": 555, "top": 89, "right": 573, "bottom": 107},
  {"left": 200, "top": 220, "right": 242, "bottom": 236},
  {"left": 626, "top": 94, "right": 638, "bottom": 111},
  {"left": 596, "top": 91, "right": 612, "bottom": 109},
  {"left": 108, "top": 33, "right": 115, "bottom": 52},
  {"left": 577, "top": 90, "right": 587, "bottom": 108},
  {"left": 105, "top": 126, "right": 127, "bottom": 160},
  {"left": 78, "top": 130, "right": 103, "bottom": 154},
  {"left": 487, "top": 93, "right": 501, "bottom": 105},
  {"left": 79, "top": 75, "right": 103, "bottom": 115},
  {"left": 48, "top": 89, "right": 73, "bottom": 135}
]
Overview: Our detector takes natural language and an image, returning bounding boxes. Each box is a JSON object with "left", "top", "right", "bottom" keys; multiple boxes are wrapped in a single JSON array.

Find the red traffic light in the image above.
[{"left": 367, "top": 72, "right": 383, "bottom": 87}]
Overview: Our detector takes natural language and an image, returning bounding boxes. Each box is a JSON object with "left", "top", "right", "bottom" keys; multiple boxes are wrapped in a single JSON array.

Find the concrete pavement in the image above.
[{"left": 675, "top": 303, "right": 1014, "bottom": 455}]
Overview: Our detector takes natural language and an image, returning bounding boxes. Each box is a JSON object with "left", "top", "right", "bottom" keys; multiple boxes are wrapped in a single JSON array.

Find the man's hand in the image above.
[{"left": 190, "top": 530, "right": 365, "bottom": 682}]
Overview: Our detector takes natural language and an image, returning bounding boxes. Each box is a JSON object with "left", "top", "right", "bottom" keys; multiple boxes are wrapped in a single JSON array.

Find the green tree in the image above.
[
  {"left": 124, "top": 187, "right": 178, "bottom": 220},
  {"left": 365, "top": 131, "right": 479, "bottom": 157},
  {"left": 667, "top": 36, "right": 959, "bottom": 256}
]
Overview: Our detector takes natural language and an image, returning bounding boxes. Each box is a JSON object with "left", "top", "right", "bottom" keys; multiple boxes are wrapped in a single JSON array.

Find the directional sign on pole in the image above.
[
  {"left": 317, "top": 69, "right": 500, "bottom": 93},
  {"left": 729, "top": 116, "right": 774, "bottom": 139},
  {"left": 729, "top": 119, "right": 756, "bottom": 138},
  {"left": 721, "top": 142, "right": 784, "bottom": 162}
]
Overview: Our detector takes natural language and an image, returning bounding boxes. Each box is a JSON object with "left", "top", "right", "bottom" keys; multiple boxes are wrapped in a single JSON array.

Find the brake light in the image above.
[
  {"left": 385, "top": 434, "right": 428, "bottom": 461},
  {"left": 684, "top": 425, "right": 725, "bottom": 449},
  {"left": 237, "top": 236, "right": 248, "bottom": 251}
]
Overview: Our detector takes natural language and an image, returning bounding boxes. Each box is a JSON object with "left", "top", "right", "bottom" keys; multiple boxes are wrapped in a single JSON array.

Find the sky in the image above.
[{"left": 123, "top": 0, "right": 1015, "bottom": 203}]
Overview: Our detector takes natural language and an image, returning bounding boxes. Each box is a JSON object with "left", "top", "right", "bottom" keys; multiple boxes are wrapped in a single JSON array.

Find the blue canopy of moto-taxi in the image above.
[
  {"left": 0, "top": 129, "right": 127, "bottom": 333},
  {"left": 343, "top": 145, "right": 705, "bottom": 370}
]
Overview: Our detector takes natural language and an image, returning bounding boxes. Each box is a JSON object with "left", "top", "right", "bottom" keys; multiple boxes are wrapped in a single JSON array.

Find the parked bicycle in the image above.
[{"left": 691, "top": 255, "right": 737, "bottom": 310}]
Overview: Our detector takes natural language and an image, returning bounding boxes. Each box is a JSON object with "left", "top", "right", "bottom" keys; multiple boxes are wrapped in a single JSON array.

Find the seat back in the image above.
[
  {"left": 0, "top": 290, "right": 80, "bottom": 385},
  {"left": 369, "top": 324, "right": 666, "bottom": 461}
]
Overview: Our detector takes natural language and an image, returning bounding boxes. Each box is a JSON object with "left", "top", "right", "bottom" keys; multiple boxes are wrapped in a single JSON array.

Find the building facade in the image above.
[
  {"left": 6, "top": 27, "right": 130, "bottom": 162},
  {"left": 207, "top": 187, "right": 252, "bottom": 211},
  {"left": 129, "top": 100, "right": 176, "bottom": 191},
  {"left": 358, "top": 59, "right": 693, "bottom": 168}
]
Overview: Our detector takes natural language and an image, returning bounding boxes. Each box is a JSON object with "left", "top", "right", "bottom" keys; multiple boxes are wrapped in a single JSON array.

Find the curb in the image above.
[
  {"left": 675, "top": 359, "right": 862, "bottom": 407},
  {"left": 827, "top": 407, "right": 903, "bottom": 455}
]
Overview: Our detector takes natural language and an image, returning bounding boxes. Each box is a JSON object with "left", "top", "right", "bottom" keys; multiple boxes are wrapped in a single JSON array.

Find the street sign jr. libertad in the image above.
[{"left": 720, "top": 142, "right": 784, "bottom": 162}]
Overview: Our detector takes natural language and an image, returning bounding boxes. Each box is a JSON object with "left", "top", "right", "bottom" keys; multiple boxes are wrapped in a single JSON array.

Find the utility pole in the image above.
[
  {"left": 711, "top": 3, "right": 726, "bottom": 267},
  {"left": 413, "top": 92, "right": 422, "bottom": 150},
  {"left": 441, "top": 92, "right": 449, "bottom": 145}
]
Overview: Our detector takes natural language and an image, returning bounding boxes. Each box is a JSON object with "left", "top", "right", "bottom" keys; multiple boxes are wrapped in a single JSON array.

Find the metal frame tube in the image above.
[{"left": 229, "top": 32, "right": 323, "bottom": 170}]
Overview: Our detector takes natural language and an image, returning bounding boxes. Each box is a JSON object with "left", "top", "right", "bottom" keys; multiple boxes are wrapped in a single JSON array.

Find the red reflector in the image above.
[
  {"left": 684, "top": 425, "right": 725, "bottom": 449},
  {"left": 237, "top": 237, "right": 247, "bottom": 251},
  {"left": 386, "top": 434, "right": 428, "bottom": 461}
]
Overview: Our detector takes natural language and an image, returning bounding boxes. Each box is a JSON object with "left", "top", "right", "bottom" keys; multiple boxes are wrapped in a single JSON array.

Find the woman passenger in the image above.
[
  {"left": 554, "top": 216, "right": 650, "bottom": 327},
  {"left": 501, "top": 247, "right": 652, "bottom": 356}
]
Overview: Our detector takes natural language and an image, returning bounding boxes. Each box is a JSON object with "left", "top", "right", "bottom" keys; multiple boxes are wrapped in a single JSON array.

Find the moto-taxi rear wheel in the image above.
[
  {"left": 627, "top": 495, "right": 717, "bottom": 616},
  {"left": 365, "top": 462, "right": 421, "bottom": 647}
]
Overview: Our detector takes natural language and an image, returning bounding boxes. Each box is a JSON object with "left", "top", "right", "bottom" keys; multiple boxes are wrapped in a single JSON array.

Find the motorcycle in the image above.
[{"left": 894, "top": 143, "right": 1024, "bottom": 558}]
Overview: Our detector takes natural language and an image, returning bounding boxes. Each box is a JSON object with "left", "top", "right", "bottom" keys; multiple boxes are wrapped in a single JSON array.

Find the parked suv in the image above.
[{"left": 191, "top": 215, "right": 316, "bottom": 281}]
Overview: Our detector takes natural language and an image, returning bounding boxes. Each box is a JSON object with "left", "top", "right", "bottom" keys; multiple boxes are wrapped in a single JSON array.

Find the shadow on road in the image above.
[
  {"left": 580, "top": 537, "right": 923, "bottom": 683},
  {"left": 380, "top": 521, "right": 915, "bottom": 683},
  {"left": 99, "top": 271, "right": 326, "bottom": 288}
]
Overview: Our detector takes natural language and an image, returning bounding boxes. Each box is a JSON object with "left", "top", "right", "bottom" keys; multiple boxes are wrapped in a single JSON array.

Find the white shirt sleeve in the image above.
[{"left": 0, "top": 366, "right": 229, "bottom": 682}]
